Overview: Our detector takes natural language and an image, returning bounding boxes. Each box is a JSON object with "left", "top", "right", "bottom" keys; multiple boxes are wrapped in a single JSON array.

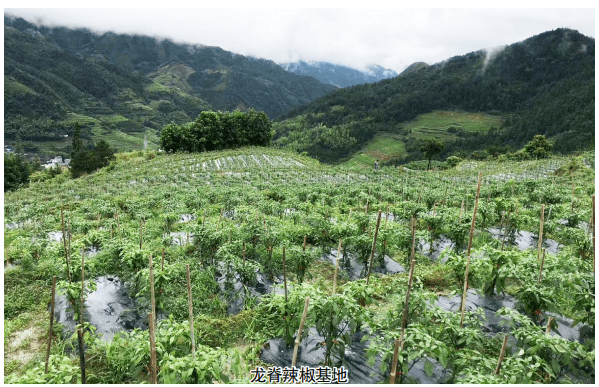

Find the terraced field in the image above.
[{"left": 4, "top": 147, "right": 595, "bottom": 384}]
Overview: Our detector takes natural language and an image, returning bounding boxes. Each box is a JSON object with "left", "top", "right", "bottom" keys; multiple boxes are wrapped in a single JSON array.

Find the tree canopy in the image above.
[{"left": 160, "top": 109, "right": 273, "bottom": 153}]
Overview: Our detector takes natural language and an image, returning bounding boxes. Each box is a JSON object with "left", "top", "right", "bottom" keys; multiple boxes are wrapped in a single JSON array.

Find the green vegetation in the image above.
[
  {"left": 276, "top": 29, "right": 594, "bottom": 163},
  {"left": 160, "top": 110, "right": 272, "bottom": 153},
  {"left": 70, "top": 123, "right": 116, "bottom": 178},
  {"left": 403, "top": 110, "right": 502, "bottom": 139},
  {"left": 4, "top": 147, "right": 595, "bottom": 383},
  {"left": 4, "top": 17, "right": 335, "bottom": 160},
  {"left": 4, "top": 153, "right": 30, "bottom": 192},
  {"left": 341, "top": 133, "right": 406, "bottom": 169}
]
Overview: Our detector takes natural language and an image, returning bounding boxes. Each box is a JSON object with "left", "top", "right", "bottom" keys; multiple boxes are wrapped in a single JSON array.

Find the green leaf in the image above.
[
  {"left": 424, "top": 359, "right": 434, "bottom": 377},
  {"left": 551, "top": 358, "right": 561, "bottom": 375}
]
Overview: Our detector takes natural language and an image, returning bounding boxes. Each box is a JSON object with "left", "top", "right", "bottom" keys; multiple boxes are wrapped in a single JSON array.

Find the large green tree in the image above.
[
  {"left": 420, "top": 138, "right": 445, "bottom": 170},
  {"left": 523, "top": 134, "right": 553, "bottom": 159},
  {"left": 160, "top": 109, "right": 272, "bottom": 153},
  {"left": 70, "top": 121, "right": 115, "bottom": 177},
  {"left": 4, "top": 153, "right": 30, "bottom": 191}
]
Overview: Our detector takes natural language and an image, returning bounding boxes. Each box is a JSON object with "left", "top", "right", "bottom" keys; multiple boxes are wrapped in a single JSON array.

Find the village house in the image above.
[{"left": 43, "top": 156, "right": 71, "bottom": 170}]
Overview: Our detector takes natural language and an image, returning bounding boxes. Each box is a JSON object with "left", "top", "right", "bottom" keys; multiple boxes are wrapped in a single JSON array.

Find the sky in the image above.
[{"left": 3, "top": 2, "right": 596, "bottom": 73}]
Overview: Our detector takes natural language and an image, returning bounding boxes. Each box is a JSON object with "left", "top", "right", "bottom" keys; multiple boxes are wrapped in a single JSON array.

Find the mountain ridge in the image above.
[
  {"left": 278, "top": 60, "right": 398, "bottom": 87},
  {"left": 273, "top": 28, "right": 594, "bottom": 163}
]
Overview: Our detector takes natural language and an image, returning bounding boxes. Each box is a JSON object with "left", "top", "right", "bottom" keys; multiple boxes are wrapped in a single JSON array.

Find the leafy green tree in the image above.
[
  {"left": 523, "top": 134, "right": 553, "bottom": 159},
  {"left": 4, "top": 153, "right": 30, "bottom": 191},
  {"left": 419, "top": 138, "right": 445, "bottom": 170},
  {"left": 71, "top": 122, "right": 84, "bottom": 157},
  {"left": 160, "top": 110, "right": 273, "bottom": 153}
]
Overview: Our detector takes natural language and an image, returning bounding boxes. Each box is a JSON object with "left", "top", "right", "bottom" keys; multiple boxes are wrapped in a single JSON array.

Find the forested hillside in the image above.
[
  {"left": 4, "top": 15, "right": 336, "bottom": 158},
  {"left": 274, "top": 29, "right": 594, "bottom": 163}
]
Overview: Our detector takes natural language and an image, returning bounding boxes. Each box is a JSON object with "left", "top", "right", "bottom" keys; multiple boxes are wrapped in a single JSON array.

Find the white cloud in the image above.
[{"left": 4, "top": 7, "right": 595, "bottom": 73}]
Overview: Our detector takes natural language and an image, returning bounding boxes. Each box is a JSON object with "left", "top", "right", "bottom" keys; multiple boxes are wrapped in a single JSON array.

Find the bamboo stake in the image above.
[
  {"left": 45, "top": 276, "right": 57, "bottom": 374},
  {"left": 502, "top": 211, "right": 511, "bottom": 251},
  {"left": 78, "top": 250, "right": 86, "bottom": 384},
  {"left": 291, "top": 297, "right": 310, "bottom": 367},
  {"left": 391, "top": 217, "right": 418, "bottom": 383},
  {"left": 217, "top": 208, "right": 224, "bottom": 231},
  {"left": 243, "top": 242, "right": 246, "bottom": 263},
  {"left": 537, "top": 204, "right": 545, "bottom": 263},
  {"left": 592, "top": 195, "right": 595, "bottom": 273},
  {"left": 410, "top": 216, "right": 416, "bottom": 265},
  {"left": 459, "top": 200, "right": 465, "bottom": 224},
  {"left": 401, "top": 217, "right": 418, "bottom": 331},
  {"left": 149, "top": 254, "right": 156, "bottom": 328},
  {"left": 61, "top": 208, "right": 72, "bottom": 282},
  {"left": 114, "top": 205, "right": 120, "bottom": 233},
  {"left": 365, "top": 198, "right": 369, "bottom": 214},
  {"left": 494, "top": 334, "right": 509, "bottom": 375},
  {"left": 332, "top": 239, "right": 343, "bottom": 295},
  {"left": 302, "top": 235, "right": 307, "bottom": 251},
  {"left": 140, "top": 218, "right": 144, "bottom": 250},
  {"left": 282, "top": 247, "right": 288, "bottom": 303},
  {"left": 460, "top": 172, "right": 483, "bottom": 327},
  {"left": 67, "top": 220, "right": 72, "bottom": 268},
  {"left": 443, "top": 186, "right": 448, "bottom": 206},
  {"left": 538, "top": 249, "right": 546, "bottom": 284},
  {"left": 546, "top": 317, "right": 554, "bottom": 334},
  {"left": 149, "top": 312, "right": 157, "bottom": 384},
  {"left": 366, "top": 210, "right": 383, "bottom": 285},
  {"left": 186, "top": 265, "right": 196, "bottom": 359},
  {"left": 389, "top": 338, "right": 402, "bottom": 384},
  {"left": 385, "top": 205, "right": 390, "bottom": 230}
]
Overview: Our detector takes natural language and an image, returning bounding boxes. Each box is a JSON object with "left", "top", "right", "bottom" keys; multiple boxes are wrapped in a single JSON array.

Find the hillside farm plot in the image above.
[
  {"left": 342, "top": 133, "right": 406, "bottom": 169},
  {"left": 4, "top": 148, "right": 595, "bottom": 384},
  {"left": 404, "top": 110, "right": 503, "bottom": 140}
]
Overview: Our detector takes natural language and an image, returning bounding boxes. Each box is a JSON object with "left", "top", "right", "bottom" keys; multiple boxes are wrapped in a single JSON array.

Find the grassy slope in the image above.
[{"left": 341, "top": 110, "right": 501, "bottom": 168}]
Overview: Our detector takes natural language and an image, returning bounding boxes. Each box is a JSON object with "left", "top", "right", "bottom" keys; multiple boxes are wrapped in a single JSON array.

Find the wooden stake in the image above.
[
  {"left": 410, "top": 216, "right": 416, "bottom": 265},
  {"left": 217, "top": 208, "right": 224, "bottom": 231},
  {"left": 148, "top": 312, "right": 157, "bottom": 384},
  {"left": 391, "top": 217, "right": 419, "bottom": 383},
  {"left": 243, "top": 242, "right": 246, "bottom": 263},
  {"left": 366, "top": 210, "right": 383, "bottom": 285},
  {"left": 149, "top": 254, "right": 156, "bottom": 328},
  {"left": 592, "top": 195, "right": 595, "bottom": 273},
  {"left": 494, "top": 334, "right": 509, "bottom": 375},
  {"left": 459, "top": 200, "right": 464, "bottom": 224},
  {"left": 161, "top": 249, "right": 165, "bottom": 271},
  {"left": 140, "top": 218, "right": 144, "bottom": 250},
  {"left": 302, "top": 235, "right": 307, "bottom": 251},
  {"left": 538, "top": 249, "right": 546, "bottom": 284},
  {"left": 537, "top": 204, "right": 545, "bottom": 263},
  {"left": 502, "top": 211, "right": 511, "bottom": 251},
  {"left": 67, "top": 221, "right": 72, "bottom": 268},
  {"left": 282, "top": 247, "right": 288, "bottom": 303},
  {"left": 45, "top": 276, "right": 57, "bottom": 374},
  {"left": 384, "top": 205, "right": 390, "bottom": 230},
  {"left": 78, "top": 250, "right": 86, "bottom": 384},
  {"left": 186, "top": 264, "right": 196, "bottom": 359},
  {"left": 61, "top": 208, "right": 72, "bottom": 282},
  {"left": 443, "top": 186, "right": 448, "bottom": 206},
  {"left": 401, "top": 217, "right": 418, "bottom": 332},
  {"left": 291, "top": 296, "right": 310, "bottom": 367},
  {"left": 389, "top": 338, "right": 402, "bottom": 384},
  {"left": 332, "top": 239, "right": 342, "bottom": 295},
  {"left": 460, "top": 172, "right": 482, "bottom": 327},
  {"left": 546, "top": 317, "right": 554, "bottom": 334}
]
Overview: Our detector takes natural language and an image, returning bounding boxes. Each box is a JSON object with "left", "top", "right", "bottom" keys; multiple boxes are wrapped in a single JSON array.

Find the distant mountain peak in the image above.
[{"left": 279, "top": 61, "right": 397, "bottom": 88}]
